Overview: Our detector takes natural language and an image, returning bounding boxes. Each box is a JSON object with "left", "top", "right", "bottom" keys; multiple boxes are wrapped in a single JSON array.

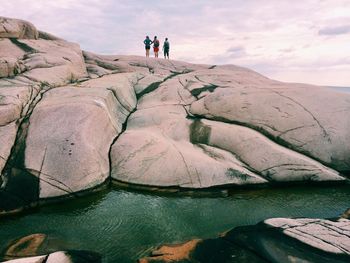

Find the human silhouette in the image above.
[
  {"left": 153, "top": 36, "right": 160, "bottom": 58},
  {"left": 163, "top": 38, "right": 170, "bottom": 59},
  {"left": 143, "top": 36, "right": 152, "bottom": 57}
]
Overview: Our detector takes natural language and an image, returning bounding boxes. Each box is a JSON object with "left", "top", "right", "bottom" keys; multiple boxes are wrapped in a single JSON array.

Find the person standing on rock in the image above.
[
  {"left": 163, "top": 38, "right": 170, "bottom": 59},
  {"left": 153, "top": 36, "right": 160, "bottom": 58},
  {"left": 144, "top": 36, "right": 152, "bottom": 57}
]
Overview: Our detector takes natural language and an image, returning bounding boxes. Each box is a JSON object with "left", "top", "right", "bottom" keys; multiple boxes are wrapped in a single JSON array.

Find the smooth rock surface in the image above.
[
  {"left": 0, "top": 17, "right": 38, "bottom": 39},
  {"left": 187, "top": 69, "right": 350, "bottom": 172},
  {"left": 24, "top": 87, "right": 121, "bottom": 198},
  {"left": 196, "top": 119, "right": 343, "bottom": 182},
  {"left": 111, "top": 105, "right": 267, "bottom": 188}
]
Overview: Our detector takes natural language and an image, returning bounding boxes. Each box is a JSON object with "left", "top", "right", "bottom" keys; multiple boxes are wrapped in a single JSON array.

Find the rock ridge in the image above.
[{"left": 0, "top": 16, "right": 349, "bottom": 215}]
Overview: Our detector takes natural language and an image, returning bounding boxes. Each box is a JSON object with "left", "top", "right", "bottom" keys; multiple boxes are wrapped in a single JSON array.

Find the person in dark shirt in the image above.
[
  {"left": 163, "top": 38, "right": 170, "bottom": 59},
  {"left": 143, "top": 36, "right": 152, "bottom": 57}
]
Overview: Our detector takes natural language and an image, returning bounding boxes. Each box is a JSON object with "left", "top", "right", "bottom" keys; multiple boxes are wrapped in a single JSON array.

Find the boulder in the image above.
[
  {"left": 0, "top": 39, "right": 26, "bottom": 78},
  {"left": 23, "top": 86, "right": 121, "bottom": 198},
  {"left": 194, "top": 119, "right": 343, "bottom": 182},
  {"left": 19, "top": 39, "right": 88, "bottom": 86},
  {"left": 0, "top": 17, "right": 38, "bottom": 39},
  {"left": 111, "top": 105, "right": 267, "bottom": 188},
  {"left": 0, "top": 24, "right": 87, "bottom": 86},
  {"left": 140, "top": 216, "right": 350, "bottom": 263},
  {"left": 188, "top": 69, "right": 350, "bottom": 172},
  {"left": 77, "top": 72, "right": 138, "bottom": 113}
]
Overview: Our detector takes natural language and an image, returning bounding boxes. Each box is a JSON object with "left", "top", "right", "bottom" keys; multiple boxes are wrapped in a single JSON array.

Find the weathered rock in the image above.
[
  {"left": 0, "top": 85, "right": 41, "bottom": 175},
  {"left": 188, "top": 69, "right": 350, "bottom": 172},
  {"left": 0, "top": 39, "right": 26, "bottom": 78},
  {"left": 0, "top": 16, "right": 349, "bottom": 212},
  {"left": 77, "top": 72, "right": 138, "bottom": 113},
  {"left": 1, "top": 250, "right": 102, "bottom": 263},
  {"left": 140, "top": 216, "right": 350, "bottom": 263},
  {"left": 0, "top": 17, "right": 87, "bottom": 86},
  {"left": 0, "top": 123, "right": 18, "bottom": 177},
  {"left": 265, "top": 217, "right": 350, "bottom": 254},
  {"left": 111, "top": 105, "right": 267, "bottom": 188},
  {"left": 194, "top": 119, "right": 343, "bottom": 182},
  {"left": 19, "top": 39, "right": 88, "bottom": 86},
  {"left": 139, "top": 240, "right": 201, "bottom": 263},
  {"left": 23, "top": 86, "right": 121, "bottom": 198},
  {"left": 37, "top": 31, "right": 62, "bottom": 41},
  {"left": 111, "top": 62, "right": 348, "bottom": 188},
  {"left": 0, "top": 17, "right": 38, "bottom": 39}
]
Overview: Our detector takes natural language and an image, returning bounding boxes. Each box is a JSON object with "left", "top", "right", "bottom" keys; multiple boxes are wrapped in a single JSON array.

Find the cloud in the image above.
[{"left": 318, "top": 24, "right": 350, "bottom": 35}]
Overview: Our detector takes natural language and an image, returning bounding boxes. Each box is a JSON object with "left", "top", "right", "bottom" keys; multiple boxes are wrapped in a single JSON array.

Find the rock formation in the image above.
[
  {"left": 2, "top": 251, "right": 101, "bottom": 263},
  {"left": 0, "top": 17, "right": 349, "bottom": 215},
  {"left": 140, "top": 215, "right": 350, "bottom": 263},
  {"left": 1, "top": 233, "right": 101, "bottom": 263}
]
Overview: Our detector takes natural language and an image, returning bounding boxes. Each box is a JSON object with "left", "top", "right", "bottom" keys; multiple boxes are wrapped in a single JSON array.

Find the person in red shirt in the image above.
[{"left": 153, "top": 36, "right": 160, "bottom": 58}]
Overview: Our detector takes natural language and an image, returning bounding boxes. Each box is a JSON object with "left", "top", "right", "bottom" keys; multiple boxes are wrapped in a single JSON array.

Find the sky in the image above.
[{"left": 1, "top": 0, "right": 350, "bottom": 86}]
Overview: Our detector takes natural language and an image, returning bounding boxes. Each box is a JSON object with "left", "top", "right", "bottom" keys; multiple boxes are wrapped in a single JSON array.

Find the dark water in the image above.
[{"left": 0, "top": 185, "right": 349, "bottom": 263}]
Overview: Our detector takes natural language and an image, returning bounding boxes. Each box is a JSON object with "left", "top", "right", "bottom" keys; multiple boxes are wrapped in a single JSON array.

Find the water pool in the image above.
[{"left": 0, "top": 185, "right": 349, "bottom": 262}]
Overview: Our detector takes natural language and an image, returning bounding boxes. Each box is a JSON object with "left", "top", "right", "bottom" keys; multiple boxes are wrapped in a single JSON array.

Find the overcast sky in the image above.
[{"left": 2, "top": 0, "right": 350, "bottom": 86}]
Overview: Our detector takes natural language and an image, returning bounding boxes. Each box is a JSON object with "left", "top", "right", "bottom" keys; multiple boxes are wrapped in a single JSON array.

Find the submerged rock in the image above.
[
  {"left": 1, "top": 250, "right": 101, "bottom": 263},
  {"left": 3, "top": 234, "right": 46, "bottom": 260},
  {"left": 1, "top": 232, "right": 102, "bottom": 263}
]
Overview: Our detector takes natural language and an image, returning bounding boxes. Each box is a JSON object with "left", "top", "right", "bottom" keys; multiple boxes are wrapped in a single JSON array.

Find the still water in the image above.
[{"left": 0, "top": 185, "right": 349, "bottom": 262}]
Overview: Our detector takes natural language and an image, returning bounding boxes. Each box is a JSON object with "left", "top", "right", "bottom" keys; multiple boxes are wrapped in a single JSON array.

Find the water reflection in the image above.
[{"left": 0, "top": 185, "right": 349, "bottom": 263}]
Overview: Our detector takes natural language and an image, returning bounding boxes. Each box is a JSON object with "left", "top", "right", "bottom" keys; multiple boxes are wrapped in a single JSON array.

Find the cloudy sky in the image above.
[{"left": 2, "top": 0, "right": 350, "bottom": 86}]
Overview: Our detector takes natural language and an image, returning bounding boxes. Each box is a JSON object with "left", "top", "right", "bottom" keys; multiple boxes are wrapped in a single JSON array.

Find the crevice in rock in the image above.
[
  {"left": 190, "top": 84, "right": 218, "bottom": 99},
  {"left": 0, "top": 83, "right": 52, "bottom": 212},
  {"left": 136, "top": 69, "right": 192, "bottom": 100},
  {"left": 105, "top": 88, "right": 130, "bottom": 113},
  {"left": 107, "top": 107, "right": 137, "bottom": 186},
  {"left": 107, "top": 69, "right": 194, "bottom": 184},
  {"left": 135, "top": 80, "right": 161, "bottom": 100},
  {"left": 37, "top": 146, "right": 47, "bottom": 190},
  {"left": 38, "top": 176, "right": 76, "bottom": 197},
  {"left": 42, "top": 254, "right": 50, "bottom": 263},
  {"left": 187, "top": 115, "right": 344, "bottom": 181},
  {"left": 9, "top": 38, "right": 37, "bottom": 53},
  {"left": 128, "top": 62, "right": 154, "bottom": 73},
  {"left": 277, "top": 124, "right": 315, "bottom": 138},
  {"left": 271, "top": 90, "right": 331, "bottom": 142},
  {"left": 189, "top": 119, "right": 264, "bottom": 180},
  {"left": 190, "top": 113, "right": 343, "bottom": 174}
]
